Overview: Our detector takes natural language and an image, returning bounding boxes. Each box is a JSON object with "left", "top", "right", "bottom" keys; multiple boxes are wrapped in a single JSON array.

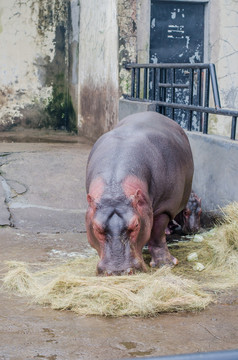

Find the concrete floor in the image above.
[{"left": 0, "top": 129, "right": 237, "bottom": 360}]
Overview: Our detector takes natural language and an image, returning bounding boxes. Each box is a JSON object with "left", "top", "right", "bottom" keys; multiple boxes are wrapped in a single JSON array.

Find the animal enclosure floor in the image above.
[
  {"left": 0, "top": 227, "right": 238, "bottom": 360},
  {"left": 0, "top": 132, "right": 237, "bottom": 359}
]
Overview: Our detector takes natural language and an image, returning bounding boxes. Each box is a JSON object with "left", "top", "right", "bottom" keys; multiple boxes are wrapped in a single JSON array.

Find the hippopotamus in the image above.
[
  {"left": 86, "top": 111, "right": 194, "bottom": 275},
  {"left": 166, "top": 191, "right": 202, "bottom": 235}
]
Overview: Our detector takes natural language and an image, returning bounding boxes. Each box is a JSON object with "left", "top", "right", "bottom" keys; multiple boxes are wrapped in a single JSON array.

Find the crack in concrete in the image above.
[
  {"left": 0, "top": 175, "right": 12, "bottom": 226},
  {"left": 1, "top": 176, "right": 12, "bottom": 204},
  {"left": 0, "top": 153, "right": 28, "bottom": 227}
]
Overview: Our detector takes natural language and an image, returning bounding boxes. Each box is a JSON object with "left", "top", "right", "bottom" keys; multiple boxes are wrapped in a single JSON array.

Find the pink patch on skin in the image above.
[
  {"left": 88, "top": 177, "right": 105, "bottom": 201},
  {"left": 122, "top": 175, "right": 149, "bottom": 199}
]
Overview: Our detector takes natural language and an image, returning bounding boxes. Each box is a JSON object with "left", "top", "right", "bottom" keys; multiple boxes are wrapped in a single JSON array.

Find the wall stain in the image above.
[{"left": 80, "top": 79, "right": 118, "bottom": 140}]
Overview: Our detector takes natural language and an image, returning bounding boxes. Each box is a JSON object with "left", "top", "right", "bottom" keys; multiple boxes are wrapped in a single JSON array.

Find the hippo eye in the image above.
[
  {"left": 197, "top": 208, "right": 202, "bottom": 215},
  {"left": 93, "top": 223, "right": 105, "bottom": 235},
  {"left": 128, "top": 223, "right": 139, "bottom": 235},
  {"left": 184, "top": 210, "right": 191, "bottom": 217}
]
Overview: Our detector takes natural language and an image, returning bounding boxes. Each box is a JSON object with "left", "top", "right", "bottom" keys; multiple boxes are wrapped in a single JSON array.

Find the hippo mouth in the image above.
[
  {"left": 97, "top": 267, "right": 136, "bottom": 276},
  {"left": 96, "top": 256, "right": 147, "bottom": 276}
]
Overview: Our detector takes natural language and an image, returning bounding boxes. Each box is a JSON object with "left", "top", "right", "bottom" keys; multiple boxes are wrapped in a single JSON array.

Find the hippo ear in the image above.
[
  {"left": 131, "top": 189, "right": 147, "bottom": 208},
  {"left": 87, "top": 194, "right": 97, "bottom": 210}
]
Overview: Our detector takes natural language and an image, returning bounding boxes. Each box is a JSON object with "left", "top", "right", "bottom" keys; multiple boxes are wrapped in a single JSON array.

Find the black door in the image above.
[
  {"left": 150, "top": 1, "right": 205, "bottom": 64},
  {"left": 150, "top": 1, "right": 206, "bottom": 130}
]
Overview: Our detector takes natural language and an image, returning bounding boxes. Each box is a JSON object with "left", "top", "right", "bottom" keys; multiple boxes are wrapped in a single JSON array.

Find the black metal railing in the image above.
[{"left": 123, "top": 63, "right": 237, "bottom": 140}]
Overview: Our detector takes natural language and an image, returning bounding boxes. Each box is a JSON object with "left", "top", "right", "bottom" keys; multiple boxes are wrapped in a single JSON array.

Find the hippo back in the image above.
[{"left": 86, "top": 111, "right": 194, "bottom": 219}]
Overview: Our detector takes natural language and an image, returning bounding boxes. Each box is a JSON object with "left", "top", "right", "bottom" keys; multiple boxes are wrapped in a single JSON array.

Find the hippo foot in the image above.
[{"left": 149, "top": 246, "right": 178, "bottom": 268}]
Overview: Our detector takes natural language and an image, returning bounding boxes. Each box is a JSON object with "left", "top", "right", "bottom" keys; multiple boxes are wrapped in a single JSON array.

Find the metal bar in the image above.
[
  {"left": 162, "top": 68, "right": 167, "bottom": 115},
  {"left": 188, "top": 69, "right": 194, "bottom": 131},
  {"left": 123, "top": 96, "right": 238, "bottom": 117},
  {"left": 156, "top": 83, "right": 189, "bottom": 89},
  {"left": 209, "top": 63, "right": 221, "bottom": 108},
  {"left": 157, "top": 0, "right": 209, "bottom": 2},
  {"left": 126, "top": 349, "right": 238, "bottom": 360},
  {"left": 143, "top": 68, "right": 148, "bottom": 99},
  {"left": 125, "top": 63, "right": 211, "bottom": 70},
  {"left": 203, "top": 68, "right": 210, "bottom": 134},
  {"left": 198, "top": 69, "right": 203, "bottom": 131},
  {"left": 171, "top": 68, "right": 175, "bottom": 120},
  {"left": 131, "top": 68, "right": 135, "bottom": 98},
  {"left": 124, "top": 63, "right": 238, "bottom": 140},
  {"left": 136, "top": 68, "right": 140, "bottom": 98},
  {"left": 157, "top": 68, "right": 162, "bottom": 113},
  {"left": 151, "top": 68, "right": 156, "bottom": 100},
  {"left": 231, "top": 116, "right": 237, "bottom": 140}
]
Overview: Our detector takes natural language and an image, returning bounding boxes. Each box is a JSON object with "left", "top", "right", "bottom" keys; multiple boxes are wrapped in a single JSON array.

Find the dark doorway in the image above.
[
  {"left": 149, "top": 1, "right": 206, "bottom": 130},
  {"left": 150, "top": 1, "right": 205, "bottom": 64}
]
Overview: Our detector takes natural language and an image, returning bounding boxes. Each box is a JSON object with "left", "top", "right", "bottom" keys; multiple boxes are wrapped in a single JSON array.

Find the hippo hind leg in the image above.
[{"left": 148, "top": 213, "right": 178, "bottom": 268}]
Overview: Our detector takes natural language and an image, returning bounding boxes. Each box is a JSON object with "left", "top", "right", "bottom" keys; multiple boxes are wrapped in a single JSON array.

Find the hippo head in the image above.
[
  {"left": 86, "top": 188, "right": 153, "bottom": 276},
  {"left": 181, "top": 192, "right": 202, "bottom": 234}
]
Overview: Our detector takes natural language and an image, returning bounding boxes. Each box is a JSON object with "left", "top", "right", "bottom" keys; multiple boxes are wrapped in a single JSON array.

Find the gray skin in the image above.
[
  {"left": 86, "top": 111, "right": 194, "bottom": 275},
  {"left": 167, "top": 191, "right": 202, "bottom": 235}
]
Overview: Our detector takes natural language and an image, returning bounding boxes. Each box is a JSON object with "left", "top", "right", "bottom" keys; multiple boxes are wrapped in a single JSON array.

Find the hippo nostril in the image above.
[
  {"left": 126, "top": 268, "right": 134, "bottom": 275},
  {"left": 96, "top": 261, "right": 106, "bottom": 275},
  {"left": 105, "top": 270, "right": 113, "bottom": 276}
]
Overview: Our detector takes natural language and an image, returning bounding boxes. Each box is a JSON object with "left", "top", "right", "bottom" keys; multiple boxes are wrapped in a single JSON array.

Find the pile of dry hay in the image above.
[{"left": 2, "top": 203, "right": 238, "bottom": 317}]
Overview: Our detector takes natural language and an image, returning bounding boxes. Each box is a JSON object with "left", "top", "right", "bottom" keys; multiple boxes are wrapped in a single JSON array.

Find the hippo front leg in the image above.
[{"left": 148, "top": 213, "right": 178, "bottom": 268}]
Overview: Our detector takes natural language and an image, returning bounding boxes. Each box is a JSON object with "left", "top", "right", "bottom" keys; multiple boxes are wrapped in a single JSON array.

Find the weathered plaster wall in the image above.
[
  {"left": 78, "top": 0, "right": 119, "bottom": 140},
  {"left": 208, "top": 0, "right": 238, "bottom": 136},
  {"left": 0, "top": 0, "right": 78, "bottom": 132},
  {"left": 68, "top": 0, "right": 80, "bottom": 130},
  {"left": 117, "top": 0, "right": 151, "bottom": 95},
  {"left": 136, "top": 0, "right": 151, "bottom": 64},
  {"left": 118, "top": 0, "right": 137, "bottom": 95}
]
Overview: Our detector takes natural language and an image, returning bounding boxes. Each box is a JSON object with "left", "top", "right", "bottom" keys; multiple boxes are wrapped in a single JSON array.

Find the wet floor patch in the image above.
[
  {"left": 120, "top": 342, "right": 155, "bottom": 356},
  {"left": 34, "top": 355, "right": 57, "bottom": 360}
]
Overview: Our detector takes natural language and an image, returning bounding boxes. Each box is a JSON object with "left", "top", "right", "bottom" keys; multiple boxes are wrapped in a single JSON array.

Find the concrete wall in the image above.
[
  {"left": 208, "top": 0, "right": 238, "bottom": 136},
  {"left": 0, "top": 0, "right": 78, "bottom": 132},
  {"left": 77, "top": 0, "right": 119, "bottom": 140},
  {"left": 119, "top": 99, "right": 157, "bottom": 120},
  {"left": 187, "top": 132, "right": 238, "bottom": 213}
]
